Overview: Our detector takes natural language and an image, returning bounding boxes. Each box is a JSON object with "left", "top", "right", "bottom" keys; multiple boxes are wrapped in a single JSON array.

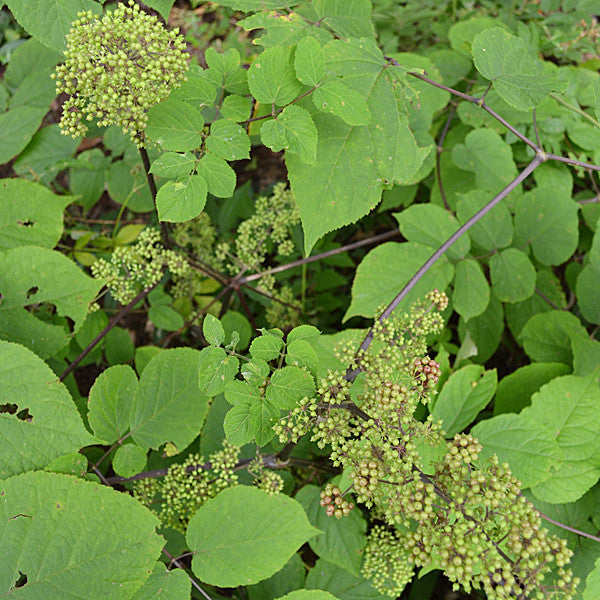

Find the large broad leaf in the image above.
[
  {"left": 345, "top": 242, "right": 454, "bottom": 320},
  {"left": 0, "top": 341, "right": 95, "bottom": 479},
  {"left": 146, "top": 99, "right": 205, "bottom": 152},
  {"left": 296, "top": 485, "right": 366, "bottom": 576},
  {"left": 0, "top": 246, "right": 102, "bottom": 358},
  {"left": 130, "top": 348, "right": 210, "bottom": 452},
  {"left": 0, "top": 106, "right": 47, "bottom": 164},
  {"left": 0, "top": 471, "right": 163, "bottom": 598},
  {"left": 0, "top": 179, "right": 70, "bottom": 250},
  {"left": 187, "top": 486, "right": 320, "bottom": 587},
  {"left": 471, "top": 412, "right": 562, "bottom": 488},
  {"left": 5, "top": 0, "right": 101, "bottom": 52},
  {"left": 584, "top": 557, "right": 600, "bottom": 600},
  {"left": 205, "top": 119, "right": 251, "bottom": 160},
  {"left": 196, "top": 153, "right": 237, "bottom": 198},
  {"left": 523, "top": 375, "right": 600, "bottom": 503},
  {"left": 472, "top": 27, "right": 563, "bottom": 111}
]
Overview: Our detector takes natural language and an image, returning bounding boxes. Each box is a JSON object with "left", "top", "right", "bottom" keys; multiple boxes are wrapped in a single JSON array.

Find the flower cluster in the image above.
[
  {"left": 92, "top": 228, "right": 189, "bottom": 304},
  {"left": 53, "top": 1, "right": 188, "bottom": 143},
  {"left": 319, "top": 483, "right": 354, "bottom": 519}
]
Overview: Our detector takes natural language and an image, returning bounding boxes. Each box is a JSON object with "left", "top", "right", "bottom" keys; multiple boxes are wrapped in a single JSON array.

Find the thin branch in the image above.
[
  {"left": 550, "top": 93, "right": 600, "bottom": 130},
  {"left": 59, "top": 279, "right": 161, "bottom": 381},
  {"left": 436, "top": 102, "right": 459, "bottom": 211},
  {"left": 240, "top": 229, "right": 402, "bottom": 284},
  {"left": 139, "top": 145, "right": 170, "bottom": 247},
  {"left": 546, "top": 152, "right": 600, "bottom": 172},
  {"left": 162, "top": 549, "right": 213, "bottom": 600},
  {"left": 535, "top": 287, "right": 560, "bottom": 310},
  {"left": 346, "top": 155, "right": 544, "bottom": 383},
  {"left": 537, "top": 511, "right": 600, "bottom": 544}
]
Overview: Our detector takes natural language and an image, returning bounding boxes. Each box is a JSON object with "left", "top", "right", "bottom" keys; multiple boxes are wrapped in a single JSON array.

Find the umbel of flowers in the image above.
[{"left": 52, "top": 0, "right": 189, "bottom": 144}]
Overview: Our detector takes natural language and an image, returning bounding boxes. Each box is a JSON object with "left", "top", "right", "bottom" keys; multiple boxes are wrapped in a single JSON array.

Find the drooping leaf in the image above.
[
  {"left": 156, "top": 175, "right": 208, "bottom": 222},
  {"left": 146, "top": 99, "right": 205, "bottom": 152},
  {"left": 187, "top": 486, "right": 320, "bottom": 587},
  {"left": 261, "top": 105, "right": 318, "bottom": 163},
  {"left": 0, "top": 246, "right": 102, "bottom": 358},
  {"left": 452, "top": 259, "right": 490, "bottom": 321},
  {"left": 0, "top": 341, "right": 95, "bottom": 479},
  {"left": 0, "top": 471, "right": 163, "bottom": 597}
]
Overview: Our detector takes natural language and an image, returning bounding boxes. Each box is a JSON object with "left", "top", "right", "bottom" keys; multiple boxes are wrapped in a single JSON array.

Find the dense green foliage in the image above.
[{"left": 2, "top": 0, "right": 600, "bottom": 598}]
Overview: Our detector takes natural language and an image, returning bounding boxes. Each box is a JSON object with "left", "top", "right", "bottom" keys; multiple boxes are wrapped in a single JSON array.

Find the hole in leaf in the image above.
[
  {"left": 0, "top": 403, "right": 33, "bottom": 421},
  {"left": 17, "top": 220, "right": 34, "bottom": 227},
  {"left": 13, "top": 572, "right": 27, "bottom": 588},
  {"left": 26, "top": 286, "right": 38, "bottom": 299}
]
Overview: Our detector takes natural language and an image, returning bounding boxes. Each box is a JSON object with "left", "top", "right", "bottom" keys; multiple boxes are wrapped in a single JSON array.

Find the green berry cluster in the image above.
[
  {"left": 247, "top": 459, "right": 285, "bottom": 495},
  {"left": 133, "top": 440, "right": 240, "bottom": 532},
  {"left": 319, "top": 483, "right": 354, "bottom": 519},
  {"left": 53, "top": 1, "right": 188, "bottom": 143}
]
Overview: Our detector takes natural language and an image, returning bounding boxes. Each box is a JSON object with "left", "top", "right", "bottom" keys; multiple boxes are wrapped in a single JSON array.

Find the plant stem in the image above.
[{"left": 162, "top": 549, "right": 213, "bottom": 600}]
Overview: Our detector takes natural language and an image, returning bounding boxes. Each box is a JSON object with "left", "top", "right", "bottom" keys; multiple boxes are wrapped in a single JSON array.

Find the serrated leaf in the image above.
[
  {"left": 138, "top": 0, "right": 175, "bottom": 20},
  {"left": 345, "top": 242, "right": 454, "bottom": 320},
  {"left": 130, "top": 348, "right": 209, "bottom": 451},
  {"left": 156, "top": 174, "right": 207, "bottom": 222},
  {"left": 584, "top": 556, "right": 600, "bottom": 600},
  {"left": 187, "top": 486, "right": 319, "bottom": 586},
  {"left": 287, "top": 325, "right": 321, "bottom": 343},
  {"left": 489, "top": 248, "right": 536, "bottom": 303},
  {"left": 295, "top": 37, "right": 325, "bottom": 86},
  {"left": 0, "top": 179, "right": 70, "bottom": 250},
  {"left": 206, "top": 119, "right": 251, "bottom": 160},
  {"left": 471, "top": 413, "right": 562, "bottom": 488},
  {"left": 261, "top": 105, "right": 317, "bottom": 163},
  {"left": 196, "top": 152, "right": 237, "bottom": 198},
  {"left": 146, "top": 99, "right": 205, "bottom": 152},
  {"left": 472, "top": 27, "right": 563, "bottom": 110},
  {"left": 296, "top": 485, "right": 366, "bottom": 576},
  {"left": 203, "top": 314, "right": 225, "bottom": 346},
  {"left": 433, "top": 365, "right": 497, "bottom": 437},
  {"left": 0, "top": 471, "right": 162, "bottom": 597},
  {"left": 215, "top": 0, "right": 301, "bottom": 9},
  {"left": 514, "top": 187, "right": 579, "bottom": 265},
  {"left": 221, "top": 94, "right": 252, "bottom": 121},
  {"left": 524, "top": 375, "right": 600, "bottom": 503},
  {"left": 394, "top": 204, "right": 470, "bottom": 260},
  {"left": 223, "top": 402, "right": 254, "bottom": 445},
  {"left": 250, "top": 333, "right": 284, "bottom": 361},
  {"left": 249, "top": 396, "right": 280, "bottom": 446},
  {"left": 5, "top": 0, "right": 101, "bottom": 52},
  {"left": 0, "top": 341, "right": 95, "bottom": 479},
  {"left": 169, "top": 67, "right": 217, "bottom": 108},
  {"left": 313, "top": 0, "right": 374, "bottom": 39},
  {"left": 149, "top": 152, "right": 196, "bottom": 179},
  {"left": 248, "top": 46, "right": 303, "bottom": 106},
  {"left": 312, "top": 80, "right": 371, "bottom": 126},
  {"left": 204, "top": 47, "right": 248, "bottom": 95},
  {"left": 225, "top": 380, "right": 261, "bottom": 406},
  {"left": 266, "top": 366, "right": 316, "bottom": 409},
  {"left": 148, "top": 304, "right": 184, "bottom": 331},
  {"left": 0, "top": 246, "right": 102, "bottom": 358},
  {"left": 286, "top": 339, "right": 318, "bottom": 374},
  {"left": 198, "top": 346, "right": 240, "bottom": 396},
  {"left": 113, "top": 443, "right": 147, "bottom": 478},
  {"left": 453, "top": 259, "right": 490, "bottom": 320},
  {"left": 88, "top": 365, "right": 138, "bottom": 444}
]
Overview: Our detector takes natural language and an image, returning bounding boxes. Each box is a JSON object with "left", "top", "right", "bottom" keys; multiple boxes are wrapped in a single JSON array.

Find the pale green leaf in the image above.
[
  {"left": 88, "top": 365, "right": 138, "bottom": 444},
  {"left": 187, "top": 486, "right": 319, "bottom": 586},
  {"left": 198, "top": 346, "right": 240, "bottom": 396},
  {"left": 250, "top": 333, "right": 284, "bottom": 361},
  {"left": 214, "top": 0, "right": 301, "bottom": 9},
  {"left": 223, "top": 402, "right": 254, "bottom": 445},
  {"left": 149, "top": 152, "right": 196, "bottom": 179},
  {"left": 203, "top": 314, "right": 225, "bottom": 346},
  {"left": 286, "top": 339, "right": 319, "bottom": 375},
  {"left": 295, "top": 37, "right": 325, "bottom": 86},
  {"left": 131, "top": 563, "right": 191, "bottom": 600},
  {"left": 113, "top": 443, "right": 147, "bottom": 478},
  {"left": 0, "top": 179, "right": 70, "bottom": 250},
  {"left": 288, "top": 325, "right": 321, "bottom": 344},
  {"left": 278, "top": 591, "right": 339, "bottom": 600},
  {"left": 146, "top": 99, "right": 205, "bottom": 152},
  {"left": 312, "top": 80, "right": 371, "bottom": 126},
  {"left": 261, "top": 105, "right": 318, "bottom": 163},
  {"left": 266, "top": 366, "right": 316, "bottom": 409},
  {"left": 584, "top": 556, "right": 600, "bottom": 600},
  {"left": 0, "top": 341, "right": 95, "bottom": 479},
  {"left": 204, "top": 47, "right": 248, "bottom": 95},
  {"left": 248, "top": 46, "right": 303, "bottom": 106},
  {"left": 156, "top": 175, "right": 208, "bottom": 222},
  {"left": 313, "top": 0, "right": 374, "bottom": 39},
  {"left": 224, "top": 380, "right": 261, "bottom": 406},
  {"left": 0, "top": 106, "right": 47, "bottom": 164},
  {"left": 453, "top": 259, "right": 490, "bottom": 320},
  {"left": 139, "top": 0, "right": 175, "bottom": 20},
  {"left": 0, "top": 246, "right": 102, "bottom": 358},
  {"left": 169, "top": 67, "right": 217, "bottom": 108},
  {"left": 148, "top": 305, "right": 184, "bottom": 331},
  {"left": 249, "top": 396, "right": 280, "bottom": 446},
  {"left": 196, "top": 153, "right": 237, "bottom": 198},
  {"left": 489, "top": 248, "right": 536, "bottom": 303},
  {"left": 345, "top": 242, "right": 454, "bottom": 320},
  {"left": 130, "top": 348, "right": 210, "bottom": 451},
  {"left": 221, "top": 94, "right": 252, "bottom": 121},
  {"left": 0, "top": 471, "right": 162, "bottom": 597},
  {"left": 206, "top": 119, "right": 251, "bottom": 160}
]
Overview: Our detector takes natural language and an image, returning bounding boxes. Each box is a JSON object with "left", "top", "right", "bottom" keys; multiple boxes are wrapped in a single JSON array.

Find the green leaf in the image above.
[
  {"left": 489, "top": 248, "right": 536, "bottom": 303},
  {"left": 494, "top": 362, "right": 571, "bottom": 416},
  {"left": 131, "top": 563, "right": 191, "bottom": 600},
  {"left": 146, "top": 99, "right": 205, "bottom": 152},
  {"left": 156, "top": 175, "right": 208, "bottom": 222},
  {"left": 458, "top": 294, "right": 504, "bottom": 364},
  {"left": 105, "top": 326, "right": 135, "bottom": 364},
  {"left": 204, "top": 47, "right": 249, "bottom": 95},
  {"left": 278, "top": 592, "right": 339, "bottom": 600},
  {"left": 584, "top": 557, "right": 600, "bottom": 600},
  {"left": 203, "top": 314, "right": 225, "bottom": 346},
  {"left": 5, "top": 0, "right": 101, "bottom": 52},
  {"left": 0, "top": 471, "right": 162, "bottom": 597},
  {"left": 452, "top": 259, "right": 490, "bottom": 321},
  {"left": 286, "top": 339, "right": 319, "bottom": 375},
  {"left": 249, "top": 396, "right": 280, "bottom": 446},
  {"left": 306, "top": 558, "right": 384, "bottom": 599},
  {"left": 452, "top": 128, "right": 517, "bottom": 193},
  {"left": 221, "top": 94, "right": 252, "bottom": 121},
  {"left": 224, "top": 380, "right": 261, "bottom": 406},
  {"left": 288, "top": 325, "right": 321, "bottom": 344},
  {"left": 113, "top": 443, "right": 147, "bottom": 478},
  {"left": 296, "top": 485, "right": 366, "bottom": 576},
  {"left": 523, "top": 375, "right": 600, "bottom": 503},
  {"left": 394, "top": 204, "right": 470, "bottom": 260},
  {"left": 88, "top": 365, "right": 138, "bottom": 443},
  {"left": 198, "top": 346, "right": 240, "bottom": 396},
  {"left": 0, "top": 179, "right": 70, "bottom": 250},
  {"left": 130, "top": 348, "right": 210, "bottom": 452},
  {"left": 4, "top": 38, "right": 62, "bottom": 89},
  {"left": 312, "top": 80, "right": 371, "bottom": 126},
  {"left": 471, "top": 413, "right": 562, "bottom": 488},
  {"left": 577, "top": 264, "right": 600, "bottom": 325},
  {"left": 187, "top": 486, "right": 319, "bottom": 586},
  {"left": 149, "top": 152, "right": 196, "bottom": 179},
  {"left": 0, "top": 341, "right": 95, "bottom": 479},
  {"left": 195, "top": 153, "right": 237, "bottom": 198},
  {"left": 267, "top": 366, "right": 316, "bottom": 409},
  {"left": 206, "top": 119, "right": 251, "bottom": 160},
  {"left": 313, "top": 0, "right": 374, "bottom": 39},
  {"left": 139, "top": 0, "right": 175, "bottom": 20},
  {"left": 248, "top": 46, "right": 303, "bottom": 106},
  {"left": 519, "top": 310, "right": 587, "bottom": 365},
  {"left": 345, "top": 242, "right": 454, "bottom": 320},
  {"left": 514, "top": 187, "right": 579, "bottom": 265},
  {"left": 70, "top": 148, "right": 110, "bottom": 209},
  {"left": 214, "top": 0, "right": 301, "bottom": 9},
  {"left": 0, "top": 246, "right": 102, "bottom": 358},
  {"left": 472, "top": 27, "right": 563, "bottom": 110},
  {"left": 295, "top": 37, "right": 325, "bottom": 86},
  {"left": 261, "top": 105, "right": 318, "bottom": 164},
  {"left": 0, "top": 106, "right": 47, "bottom": 164},
  {"left": 148, "top": 304, "right": 184, "bottom": 331},
  {"left": 169, "top": 67, "right": 217, "bottom": 108},
  {"left": 248, "top": 554, "right": 306, "bottom": 600},
  {"left": 456, "top": 190, "right": 513, "bottom": 251},
  {"left": 433, "top": 366, "right": 497, "bottom": 437},
  {"left": 223, "top": 402, "right": 254, "bottom": 445},
  {"left": 250, "top": 333, "right": 284, "bottom": 361}
]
